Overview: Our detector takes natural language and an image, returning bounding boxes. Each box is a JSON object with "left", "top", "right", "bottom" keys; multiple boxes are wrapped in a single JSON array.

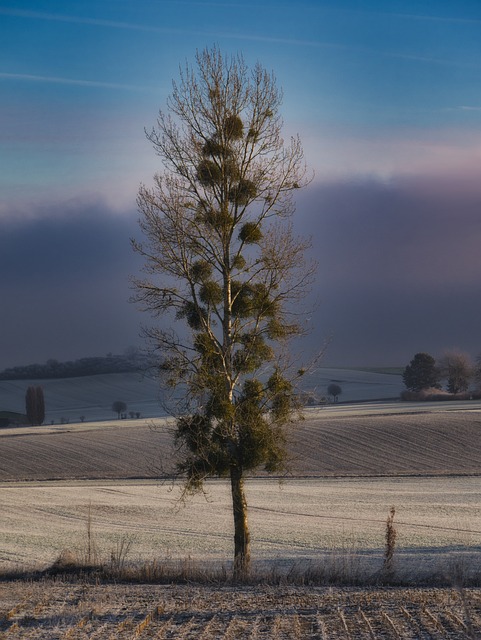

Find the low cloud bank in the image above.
[
  {"left": 295, "top": 172, "right": 481, "bottom": 365},
  {"left": 1, "top": 170, "right": 480, "bottom": 370},
  {"left": 0, "top": 198, "right": 143, "bottom": 368}
]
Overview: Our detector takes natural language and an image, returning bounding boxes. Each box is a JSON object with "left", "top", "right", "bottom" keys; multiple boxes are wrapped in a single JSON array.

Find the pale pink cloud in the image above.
[{"left": 300, "top": 125, "right": 481, "bottom": 184}]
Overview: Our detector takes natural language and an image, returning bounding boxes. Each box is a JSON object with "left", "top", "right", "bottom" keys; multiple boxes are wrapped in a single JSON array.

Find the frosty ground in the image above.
[
  {"left": 0, "top": 398, "right": 478, "bottom": 581},
  {"left": 0, "top": 476, "right": 479, "bottom": 584},
  {"left": 0, "top": 373, "right": 479, "bottom": 638}
]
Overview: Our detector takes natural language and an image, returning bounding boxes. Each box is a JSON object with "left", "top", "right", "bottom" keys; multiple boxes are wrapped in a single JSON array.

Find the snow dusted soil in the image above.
[{"left": 0, "top": 401, "right": 478, "bottom": 573}]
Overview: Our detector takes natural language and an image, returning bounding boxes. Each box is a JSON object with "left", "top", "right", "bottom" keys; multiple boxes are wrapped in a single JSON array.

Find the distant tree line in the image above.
[
  {"left": 402, "top": 350, "right": 481, "bottom": 399},
  {"left": 0, "top": 352, "right": 148, "bottom": 381}
]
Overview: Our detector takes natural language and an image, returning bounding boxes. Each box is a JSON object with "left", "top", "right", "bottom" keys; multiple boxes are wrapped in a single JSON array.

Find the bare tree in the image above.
[
  {"left": 132, "top": 46, "right": 314, "bottom": 579},
  {"left": 439, "top": 350, "right": 473, "bottom": 395}
]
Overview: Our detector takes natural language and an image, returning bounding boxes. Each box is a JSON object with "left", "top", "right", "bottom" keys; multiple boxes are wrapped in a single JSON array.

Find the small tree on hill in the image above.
[
  {"left": 402, "top": 352, "right": 440, "bottom": 392},
  {"left": 25, "top": 386, "right": 45, "bottom": 425},
  {"left": 327, "top": 383, "right": 342, "bottom": 402},
  {"left": 112, "top": 400, "right": 127, "bottom": 419},
  {"left": 132, "top": 46, "right": 314, "bottom": 579}
]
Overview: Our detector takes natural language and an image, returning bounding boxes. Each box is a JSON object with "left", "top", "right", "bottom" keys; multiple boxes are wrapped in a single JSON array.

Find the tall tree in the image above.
[
  {"left": 474, "top": 354, "right": 481, "bottom": 388},
  {"left": 402, "top": 352, "right": 440, "bottom": 392},
  {"left": 132, "top": 46, "right": 314, "bottom": 579},
  {"left": 36, "top": 385, "right": 45, "bottom": 425},
  {"left": 25, "top": 386, "right": 36, "bottom": 425},
  {"left": 25, "top": 385, "right": 45, "bottom": 425}
]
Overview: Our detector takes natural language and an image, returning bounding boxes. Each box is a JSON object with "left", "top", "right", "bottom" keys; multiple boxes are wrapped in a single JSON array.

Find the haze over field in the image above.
[{"left": 2, "top": 1, "right": 481, "bottom": 368}]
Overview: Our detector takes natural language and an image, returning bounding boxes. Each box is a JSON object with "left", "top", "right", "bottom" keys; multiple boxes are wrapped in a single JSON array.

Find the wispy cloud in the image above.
[
  {"left": 0, "top": 72, "right": 153, "bottom": 92},
  {"left": 380, "top": 51, "right": 471, "bottom": 67},
  {"left": 440, "top": 105, "right": 481, "bottom": 114},
  {"left": 392, "top": 12, "right": 481, "bottom": 26},
  {"left": 0, "top": 7, "right": 187, "bottom": 35},
  {"left": 0, "top": 7, "right": 336, "bottom": 49},
  {"left": 3, "top": 5, "right": 472, "bottom": 65},
  {"left": 458, "top": 105, "right": 481, "bottom": 111},
  {"left": 344, "top": 7, "right": 481, "bottom": 26}
]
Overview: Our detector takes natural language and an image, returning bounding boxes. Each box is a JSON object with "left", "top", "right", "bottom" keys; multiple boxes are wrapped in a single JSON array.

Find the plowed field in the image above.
[{"left": 0, "top": 404, "right": 480, "bottom": 480}]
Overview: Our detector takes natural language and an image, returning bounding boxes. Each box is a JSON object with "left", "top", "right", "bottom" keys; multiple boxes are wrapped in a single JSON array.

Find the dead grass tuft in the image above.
[{"left": 382, "top": 506, "right": 397, "bottom": 580}]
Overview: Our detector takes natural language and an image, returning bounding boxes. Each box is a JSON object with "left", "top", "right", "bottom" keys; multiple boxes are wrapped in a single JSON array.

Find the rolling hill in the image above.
[
  {"left": 0, "top": 369, "right": 479, "bottom": 481},
  {"left": 0, "top": 403, "right": 479, "bottom": 481},
  {"left": 0, "top": 368, "right": 404, "bottom": 424}
]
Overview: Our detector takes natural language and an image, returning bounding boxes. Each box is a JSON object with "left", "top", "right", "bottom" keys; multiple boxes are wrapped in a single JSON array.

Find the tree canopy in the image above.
[
  {"left": 439, "top": 351, "right": 472, "bottom": 395},
  {"left": 327, "top": 383, "right": 342, "bottom": 402},
  {"left": 112, "top": 400, "right": 127, "bottom": 418},
  {"left": 132, "top": 46, "right": 314, "bottom": 578},
  {"left": 402, "top": 352, "right": 440, "bottom": 392}
]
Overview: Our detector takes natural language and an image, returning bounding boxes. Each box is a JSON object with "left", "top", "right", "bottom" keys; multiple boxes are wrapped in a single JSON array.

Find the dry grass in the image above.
[{"left": 0, "top": 581, "right": 479, "bottom": 638}]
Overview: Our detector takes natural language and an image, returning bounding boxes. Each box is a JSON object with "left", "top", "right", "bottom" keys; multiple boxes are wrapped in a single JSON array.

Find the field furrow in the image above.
[
  {"left": 0, "top": 406, "right": 480, "bottom": 481},
  {"left": 0, "top": 584, "right": 478, "bottom": 639}
]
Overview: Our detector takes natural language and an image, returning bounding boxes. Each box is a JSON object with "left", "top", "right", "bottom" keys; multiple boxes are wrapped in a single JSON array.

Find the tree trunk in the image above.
[{"left": 230, "top": 464, "right": 250, "bottom": 580}]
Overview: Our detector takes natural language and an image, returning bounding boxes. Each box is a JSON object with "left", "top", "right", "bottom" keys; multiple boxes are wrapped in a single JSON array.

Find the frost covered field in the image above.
[
  {"left": 0, "top": 476, "right": 479, "bottom": 578},
  {"left": 0, "top": 474, "right": 480, "bottom": 638},
  {"left": 0, "top": 401, "right": 479, "bottom": 480},
  {"left": 0, "top": 388, "right": 480, "bottom": 638},
  {"left": 0, "top": 400, "right": 479, "bottom": 575}
]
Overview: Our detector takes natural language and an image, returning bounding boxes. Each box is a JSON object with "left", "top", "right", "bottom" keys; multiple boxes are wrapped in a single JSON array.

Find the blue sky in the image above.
[{"left": 2, "top": 0, "right": 481, "bottom": 368}]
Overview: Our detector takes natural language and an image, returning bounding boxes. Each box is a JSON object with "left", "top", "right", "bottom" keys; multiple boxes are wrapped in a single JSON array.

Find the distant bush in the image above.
[
  {"left": 401, "top": 387, "right": 481, "bottom": 402},
  {"left": 0, "top": 411, "right": 29, "bottom": 427}
]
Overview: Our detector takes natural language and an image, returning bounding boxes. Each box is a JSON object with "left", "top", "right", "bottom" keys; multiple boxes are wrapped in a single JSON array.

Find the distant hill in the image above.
[
  {"left": 0, "top": 372, "right": 164, "bottom": 423},
  {"left": 0, "top": 368, "right": 404, "bottom": 424},
  {"left": 0, "top": 353, "right": 151, "bottom": 381}
]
